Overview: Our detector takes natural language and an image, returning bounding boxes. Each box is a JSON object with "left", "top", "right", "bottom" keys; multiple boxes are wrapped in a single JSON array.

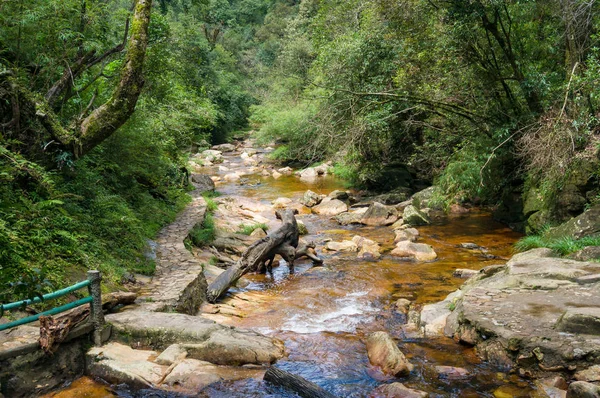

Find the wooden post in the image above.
[{"left": 87, "top": 270, "right": 104, "bottom": 346}]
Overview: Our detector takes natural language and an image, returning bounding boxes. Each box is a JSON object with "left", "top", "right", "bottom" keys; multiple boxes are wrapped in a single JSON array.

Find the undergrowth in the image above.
[
  {"left": 237, "top": 223, "right": 268, "bottom": 235},
  {"left": 514, "top": 234, "right": 600, "bottom": 256}
]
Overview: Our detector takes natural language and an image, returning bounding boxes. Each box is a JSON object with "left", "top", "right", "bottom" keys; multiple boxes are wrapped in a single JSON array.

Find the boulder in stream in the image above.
[
  {"left": 360, "top": 202, "right": 399, "bottom": 226},
  {"left": 301, "top": 190, "right": 324, "bottom": 207},
  {"left": 190, "top": 173, "right": 215, "bottom": 193},
  {"left": 391, "top": 241, "right": 437, "bottom": 262},
  {"left": 402, "top": 205, "right": 431, "bottom": 226},
  {"left": 369, "top": 382, "right": 428, "bottom": 398},
  {"left": 312, "top": 198, "right": 348, "bottom": 216},
  {"left": 366, "top": 331, "right": 414, "bottom": 377},
  {"left": 567, "top": 381, "right": 600, "bottom": 398}
]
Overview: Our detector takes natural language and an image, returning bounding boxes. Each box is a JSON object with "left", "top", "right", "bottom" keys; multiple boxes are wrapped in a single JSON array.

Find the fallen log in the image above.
[
  {"left": 263, "top": 366, "right": 337, "bottom": 398},
  {"left": 39, "top": 291, "right": 137, "bottom": 353},
  {"left": 206, "top": 209, "right": 300, "bottom": 302}
]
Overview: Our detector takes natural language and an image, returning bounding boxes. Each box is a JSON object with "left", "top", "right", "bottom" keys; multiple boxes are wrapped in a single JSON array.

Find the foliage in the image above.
[
  {"left": 514, "top": 234, "right": 600, "bottom": 257},
  {"left": 187, "top": 213, "right": 216, "bottom": 248}
]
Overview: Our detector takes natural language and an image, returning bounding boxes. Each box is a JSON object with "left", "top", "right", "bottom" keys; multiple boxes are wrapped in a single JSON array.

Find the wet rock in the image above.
[
  {"left": 547, "top": 205, "right": 600, "bottom": 240},
  {"left": 395, "top": 299, "right": 411, "bottom": 315},
  {"left": 328, "top": 190, "right": 349, "bottom": 200},
  {"left": 312, "top": 199, "right": 348, "bottom": 216},
  {"left": 419, "top": 290, "right": 462, "bottom": 336},
  {"left": 366, "top": 331, "right": 414, "bottom": 377},
  {"left": 453, "top": 269, "right": 479, "bottom": 279},
  {"left": 353, "top": 235, "right": 382, "bottom": 260},
  {"left": 402, "top": 205, "right": 431, "bottom": 226},
  {"left": 325, "top": 240, "right": 358, "bottom": 252},
  {"left": 314, "top": 163, "right": 330, "bottom": 175},
  {"left": 369, "top": 382, "right": 428, "bottom": 398},
  {"left": 411, "top": 186, "right": 436, "bottom": 208},
  {"left": 569, "top": 246, "right": 600, "bottom": 262},
  {"left": 261, "top": 169, "right": 271, "bottom": 177},
  {"left": 218, "top": 165, "right": 230, "bottom": 172},
  {"left": 361, "top": 202, "right": 400, "bottom": 226},
  {"left": 297, "top": 220, "right": 308, "bottom": 235},
  {"left": 156, "top": 344, "right": 187, "bottom": 365},
  {"left": 335, "top": 211, "right": 364, "bottom": 225},
  {"left": 575, "top": 365, "right": 600, "bottom": 382},
  {"left": 434, "top": 366, "right": 469, "bottom": 380},
  {"left": 162, "top": 359, "right": 222, "bottom": 392},
  {"left": 301, "top": 190, "right": 325, "bottom": 207},
  {"left": 449, "top": 204, "right": 470, "bottom": 214},
  {"left": 200, "top": 149, "right": 223, "bottom": 163},
  {"left": 459, "top": 242, "right": 480, "bottom": 249},
  {"left": 298, "top": 167, "right": 318, "bottom": 180},
  {"left": 223, "top": 173, "right": 241, "bottom": 182},
  {"left": 272, "top": 170, "right": 282, "bottom": 179},
  {"left": 394, "top": 229, "right": 418, "bottom": 243},
  {"left": 190, "top": 173, "right": 215, "bottom": 192},
  {"left": 556, "top": 307, "right": 600, "bottom": 335},
  {"left": 278, "top": 166, "right": 293, "bottom": 175},
  {"left": 391, "top": 241, "right": 437, "bottom": 262},
  {"left": 566, "top": 381, "right": 600, "bottom": 398},
  {"left": 212, "top": 143, "right": 236, "bottom": 152},
  {"left": 272, "top": 197, "right": 293, "bottom": 208}
]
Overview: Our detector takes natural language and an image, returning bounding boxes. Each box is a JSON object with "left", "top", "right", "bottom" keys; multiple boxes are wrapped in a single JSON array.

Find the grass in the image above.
[
  {"left": 237, "top": 223, "right": 268, "bottom": 235},
  {"left": 202, "top": 191, "right": 220, "bottom": 212},
  {"left": 187, "top": 213, "right": 216, "bottom": 247},
  {"left": 514, "top": 234, "right": 600, "bottom": 256}
]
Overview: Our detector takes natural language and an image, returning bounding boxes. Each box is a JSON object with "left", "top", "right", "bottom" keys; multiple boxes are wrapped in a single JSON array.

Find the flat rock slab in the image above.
[
  {"left": 106, "top": 310, "right": 285, "bottom": 365},
  {"left": 444, "top": 250, "right": 600, "bottom": 374}
]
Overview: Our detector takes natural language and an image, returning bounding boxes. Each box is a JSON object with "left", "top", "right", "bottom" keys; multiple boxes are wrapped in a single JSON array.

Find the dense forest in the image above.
[{"left": 1, "top": 0, "right": 600, "bottom": 301}]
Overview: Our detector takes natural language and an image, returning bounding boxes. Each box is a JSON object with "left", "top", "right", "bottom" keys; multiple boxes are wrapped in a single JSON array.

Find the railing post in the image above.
[{"left": 87, "top": 270, "right": 104, "bottom": 346}]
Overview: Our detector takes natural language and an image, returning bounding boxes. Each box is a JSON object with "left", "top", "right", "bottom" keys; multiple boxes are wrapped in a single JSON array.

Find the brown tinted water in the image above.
[{"left": 51, "top": 152, "right": 533, "bottom": 397}]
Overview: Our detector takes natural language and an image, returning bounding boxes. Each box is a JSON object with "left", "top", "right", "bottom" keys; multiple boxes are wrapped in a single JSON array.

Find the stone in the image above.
[
  {"left": 278, "top": 166, "right": 293, "bottom": 175},
  {"left": 453, "top": 269, "right": 479, "bottom": 278},
  {"left": 223, "top": 173, "right": 241, "bottom": 182},
  {"left": 395, "top": 299, "right": 411, "bottom": 314},
  {"left": 250, "top": 228, "right": 267, "bottom": 238},
  {"left": 297, "top": 220, "right": 308, "bottom": 235},
  {"left": 301, "top": 190, "right": 324, "bottom": 207},
  {"left": 449, "top": 204, "right": 470, "bottom": 214},
  {"left": 272, "top": 170, "right": 282, "bottom": 179},
  {"left": 434, "top": 366, "right": 469, "bottom": 380},
  {"left": 547, "top": 205, "right": 600, "bottom": 240},
  {"left": 190, "top": 173, "right": 216, "bottom": 193},
  {"left": 155, "top": 344, "right": 187, "bottom": 365},
  {"left": 335, "top": 212, "right": 363, "bottom": 225},
  {"left": 569, "top": 246, "right": 600, "bottom": 262},
  {"left": 298, "top": 167, "right": 318, "bottom": 179},
  {"left": 566, "top": 381, "right": 600, "bottom": 398},
  {"left": 361, "top": 202, "right": 400, "bottom": 226},
  {"left": 411, "top": 186, "right": 436, "bottom": 208},
  {"left": 353, "top": 235, "right": 382, "bottom": 260},
  {"left": 272, "top": 197, "right": 293, "bottom": 208},
  {"left": 325, "top": 240, "right": 358, "bottom": 252},
  {"left": 575, "top": 365, "right": 600, "bottom": 382},
  {"left": 459, "top": 242, "right": 480, "bottom": 249},
  {"left": 556, "top": 307, "right": 600, "bottom": 335},
  {"left": 402, "top": 205, "right": 431, "bottom": 226},
  {"left": 369, "top": 382, "right": 428, "bottom": 398},
  {"left": 218, "top": 165, "right": 230, "bottom": 172},
  {"left": 211, "top": 143, "right": 236, "bottom": 152},
  {"left": 394, "top": 229, "right": 418, "bottom": 243},
  {"left": 106, "top": 311, "right": 285, "bottom": 365},
  {"left": 365, "top": 331, "right": 414, "bottom": 377},
  {"left": 312, "top": 199, "right": 348, "bottom": 216},
  {"left": 200, "top": 149, "right": 223, "bottom": 162},
  {"left": 161, "top": 359, "right": 222, "bottom": 391},
  {"left": 391, "top": 241, "right": 437, "bottom": 262},
  {"left": 328, "top": 190, "right": 349, "bottom": 200}
]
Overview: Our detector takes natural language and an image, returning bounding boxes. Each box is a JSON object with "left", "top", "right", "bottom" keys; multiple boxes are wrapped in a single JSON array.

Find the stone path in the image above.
[{"left": 141, "top": 189, "right": 208, "bottom": 314}]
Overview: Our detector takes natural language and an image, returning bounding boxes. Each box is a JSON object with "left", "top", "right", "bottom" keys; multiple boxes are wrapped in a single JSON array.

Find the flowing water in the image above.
[{"left": 49, "top": 149, "right": 534, "bottom": 398}]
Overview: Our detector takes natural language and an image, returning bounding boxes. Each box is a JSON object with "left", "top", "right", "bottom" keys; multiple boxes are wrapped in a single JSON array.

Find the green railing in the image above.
[{"left": 0, "top": 270, "right": 104, "bottom": 345}]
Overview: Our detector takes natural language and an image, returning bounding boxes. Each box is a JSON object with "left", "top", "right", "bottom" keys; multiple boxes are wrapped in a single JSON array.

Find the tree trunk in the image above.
[
  {"left": 206, "top": 209, "right": 299, "bottom": 303},
  {"left": 263, "top": 366, "right": 337, "bottom": 398}
]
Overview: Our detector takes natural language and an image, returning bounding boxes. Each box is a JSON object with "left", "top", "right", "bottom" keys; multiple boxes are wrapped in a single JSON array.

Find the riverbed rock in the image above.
[
  {"left": 369, "top": 382, "right": 428, "bottom": 398},
  {"left": 312, "top": 199, "right": 348, "bottom": 216},
  {"left": 335, "top": 211, "right": 364, "bottom": 225},
  {"left": 106, "top": 310, "right": 285, "bottom": 365},
  {"left": 201, "top": 149, "right": 223, "bottom": 163},
  {"left": 568, "top": 246, "right": 600, "bottom": 262},
  {"left": 394, "top": 229, "right": 418, "bottom": 243},
  {"left": 298, "top": 167, "right": 318, "bottom": 180},
  {"left": 366, "top": 331, "right": 414, "bottom": 377},
  {"left": 411, "top": 186, "right": 436, "bottom": 208},
  {"left": 402, "top": 205, "right": 431, "bottom": 226},
  {"left": 434, "top": 366, "right": 470, "bottom": 380},
  {"left": 212, "top": 143, "right": 236, "bottom": 152},
  {"left": 301, "top": 190, "right": 324, "bottom": 207},
  {"left": 272, "top": 197, "right": 293, "bottom": 208},
  {"left": 297, "top": 220, "right": 308, "bottom": 235},
  {"left": 361, "top": 202, "right": 399, "bottom": 226},
  {"left": 418, "top": 290, "right": 463, "bottom": 336},
  {"left": 161, "top": 359, "right": 223, "bottom": 392},
  {"left": 328, "top": 190, "right": 349, "bottom": 200},
  {"left": 190, "top": 173, "right": 215, "bottom": 193},
  {"left": 575, "top": 365, "right": 600, "bottom": 382},
  {"left": 155, "top": 344, "right": 188, "bottom": 365},
  {"left": 278, "top": 166, "right": 293, "bottom": 175},
  {"left": 453, "top": 269, "right": 479, "bottom": 279},
  {"left": 353, "top": 235, "right": 382, "bottom": 260},
  {"left": 395, "top": 299, "right": 412, "bottom": 314},
  {"left": 223, "top": 173, "right": 241, "bottom": 182},
  {"left": 443, "top": 249, "right": 600, "bottom": 375},
  {"left": 391, "top": 241, "right": 437, "bottom": 262},
  {"left": 326, "top": 240, "right": 358, "bottom": 252},
  {"left": 272, "top": 170, "right": 282, "bottom": 179},
  {"left": 566, "top": 381, "right": 600, "bottom": 398}
]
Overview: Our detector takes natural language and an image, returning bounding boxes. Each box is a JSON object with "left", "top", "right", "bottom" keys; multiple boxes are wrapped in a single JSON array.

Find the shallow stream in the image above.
[{"left": 49, "top": 148, "right": 534, "bottom": 398}]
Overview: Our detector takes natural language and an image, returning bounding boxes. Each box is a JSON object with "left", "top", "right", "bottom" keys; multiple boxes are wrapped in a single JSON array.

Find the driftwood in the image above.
[
  {"left": 264, "top": 366, "right": 337, "bottom": 398},
  {"left": 39, "top": 291, "right": 137, "bottom": 353},
  {"left": 257, "top": 241, "right": 323, "bottom": 274},
  {"left": 206, "top": 209, "right": 300, "bottom": 303}
]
